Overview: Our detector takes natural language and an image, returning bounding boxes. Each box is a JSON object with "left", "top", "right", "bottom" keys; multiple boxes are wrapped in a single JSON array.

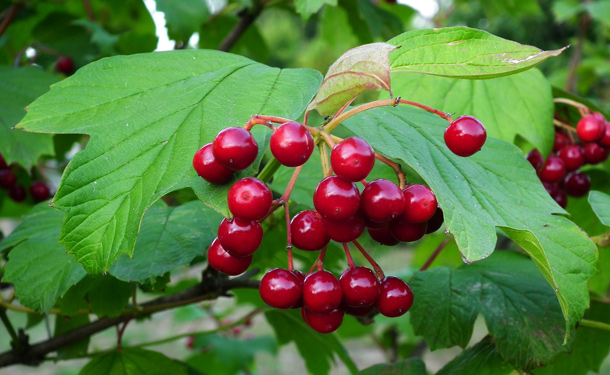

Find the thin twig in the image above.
[
  {"left": 218, "top": 5, "right": 263, "bottom": 52},
  {"left": 0, "top": 1, "right": 22, "bottom": 38},
  {"left": 420, "top": 237, "right": 450, "bottom": 271}
]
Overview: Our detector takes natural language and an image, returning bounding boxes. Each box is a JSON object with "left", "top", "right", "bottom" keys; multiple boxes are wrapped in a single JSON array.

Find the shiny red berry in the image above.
[
  {"left": 553, "top": 132, "right": 571, "bottom": 152},
  {"left": 577, "top": 114, "right": 605, "bottom": 142},
  {"left": 340, "top": 266, "right": 380, "bottom": 308},
  {"left": 425, "top": 207, "right": 444, "bottom": 234},
  {"left": 557, "top": 145, "right": 584, "bottom": 171},
  {"left": 389, "top": 220, "right": 427, "bottom": 242},
  {"left": 0, "top": 170, "right": 17, "bottom": 189},
  {"left": 599, "top": 122, "right": 610, "bottom": 148},
  {"left": 401, "top": 184, "right": 437, "bottom": 223},
  {"left": 303, "top": 270, "right": 343, "bottom": 313},
  {"left": 322, "top": 213, "right": 365, "bottom": 243},
  {"left": 539, "top": 156, "right": 566, "bottom": 183},
  {"left": 227, "top": 177, "right": 272, "bottom": 221},
  {"left": 376, "top": 277, "right": 414, "bottom": 318},
  {"left": 260, "top": 268, "right": 302, "bottom": 309},
  {"left": 270, "top": 122, "right": 314, "bottom": 167},
  {"left": 368, "top": 227, "right": 400, "bottom": 246},
  {"left": 313, "top": 176, "right": 360, "bottom": 220},
  {"left": 301, "top": 307, "right": 344, "bottom": 334},
  {"left": 361, "top": 179, "right": 405, "bottom": 223},
  {"left": 212, "top": 127, "right": 258, "bottom": 170},
  {"left": 330, "top": 137, "right": 375, "bottom": 182},
  {"left": 207, "top": 238, "right": 252, "bottom": 275},
  {"left": 444, "top": 115, "right": 486, "bottom": 157},
  {"left": 218, "top": 218, "right": 263, "bottom": 257},
  {"left": 9, "top": 184, "right": 26, "bottom": 202},
  {"left": 56, "top": 56, "right": 74, "bottom": 74},
  {"left": 193, "top": 143, "right": 234, "bottom": 184},
  {"left": 526, "top": 149, "right": 544, "bottom": 171},
  {"left": 583, "top": 142, "right": 609, "bottom": 164},
  {"left": 563, "top": 171, "right": 591, "bottom": 197},
  {"left": 290, "top": 210, "right": 330, "bottom": 251},
  {"left": 30, "top": 182, "right": 51, "bottom": 202}
]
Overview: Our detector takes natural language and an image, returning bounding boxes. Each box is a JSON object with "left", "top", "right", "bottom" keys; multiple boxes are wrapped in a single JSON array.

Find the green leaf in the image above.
[
  {"left": 79, "top": 348, "right": 192, "bottom": 375},
  {"left": 411, "top": 251, "right": 566, "bottom": 368},
  {"left": 552, "top": 0, "right": 584, "bottom": 23},
  {"left": 532, "top": 301, "right": 610, "bottom": 375},
  {"left": 1, "top": 204, "right": 86, "bottom": 313},
  {"left": 17, "top": 50, "right": 322, "bottom": 274},
  {"left": 589, "top": 190, "right": 610, "bottom": 227},
  {"left": 156, "top": 0, "right": 210, "bottom": 42},
  {"left": 307, "top": 43, "right": 396, "bottom": 116},
  {"left": 87, "top": 276, "right": 133, "bottom": 317},
  {"left": 437, "top": 336, "right": 520, "bottom": 375},
  {"left": 55, "top": 314, "right": 91, "bottom": 360},
  {"left": 295, "top": 0, "right": 337, "bottom": 22},
  {"left": 265, "top": 309, "right": 358, "bottom": 375},
  {"left": 109, "top": 200, "right": 222, "bottom": 282},
  {"left": 0, "top": 67, "right": 60, "bottom": 168},
  {"left": 187, "top": 335, "right": 276, "bottom": 375},
  {"left": 389, "top": 69, "right": 555, "bottom": 156},
  {"left": 585, "top": 0, "right": 610, "bottom": 25},
  {"left": 356, "top": 358, "right": 426, "bottom": 375},
  {"left": 388, "top": 27, "right": 566, "bottom": 79},
  {"left": 342, "top": 105, "right": 597, "bottom": 339}
]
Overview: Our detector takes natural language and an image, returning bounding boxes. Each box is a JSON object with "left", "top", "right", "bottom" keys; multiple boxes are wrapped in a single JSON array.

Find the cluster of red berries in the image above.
[
  {"left": 193, "top": 112, "right": 487, "bottom": 333},
  {"left": 0, "top": 154, "right": 51, "bottom": 203},
  {"left": 526, "top": 112, "right": 610, "bottom": 207}
]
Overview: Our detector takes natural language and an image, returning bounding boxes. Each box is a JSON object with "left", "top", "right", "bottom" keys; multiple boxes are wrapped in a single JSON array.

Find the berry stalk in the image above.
[{"left": 352, "top": 240, "right": 385, "bottom": 279}]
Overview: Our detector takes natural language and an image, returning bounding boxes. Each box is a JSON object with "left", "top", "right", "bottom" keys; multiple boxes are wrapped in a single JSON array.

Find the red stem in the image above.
[
  {"left": 284, "top": 201, "right": 294, "bottom": 271},
  {"left": 352, "top": 240, "right": 385, "bottom": 279},
  {"left": 343, "top": 243, "right": 355, "bottom": 268},
  {"left": 398, "top": 99, "right": 453, "bottom": 123},
  {"left": 308, "top": 246, "right": 327, "bottom": 274},
  {"left": 419, "top": 238, "right": 450, "bottom": 271},
  {"left": 0, "top": 2, "right": 22, "bottom": 38}
]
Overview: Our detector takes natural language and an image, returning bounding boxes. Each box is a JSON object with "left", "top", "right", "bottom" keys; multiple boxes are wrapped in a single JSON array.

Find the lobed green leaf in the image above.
[
  {"left": 79, "top": 348, "right": 193, "bottom": 375},
  {"left": 17, "top": 50, "right": 322, "bottom": 274},
  {"left": 437, "top": 336, "right": 520, "bottom": 375}
]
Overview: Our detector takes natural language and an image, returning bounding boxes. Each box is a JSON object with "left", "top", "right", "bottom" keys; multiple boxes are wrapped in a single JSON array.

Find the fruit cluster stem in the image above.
[
  {"left": 308, "top": 246, "right": 327, "bottom": 274},
  {"left": 554, "top": 98, "right": 590, "bottom": 117},
  {"left": 374, "top": 153, "right": 407, "bottom": 189},
  {"left": 284, "top": 201, "right": 294, "bottom": 271},
  {"left": 352, "top": 240, "right": 385, "bottom": 279},
  {"left": 552, "top": 119, "right": 577, "bottom": 134},
  {"left": 318, "top": 143, "right": 332, "bottom": 177},
  {"left": 343, "top": 243, "right": 356, "bottom": 268},
  {"left": 420, "top": 237, "right": 450, "bottom": 271}
]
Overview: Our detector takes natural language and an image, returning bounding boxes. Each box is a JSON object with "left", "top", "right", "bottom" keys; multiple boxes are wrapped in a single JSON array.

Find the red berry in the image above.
[
  {"left": 29, "top": 182, "right": 51, "bottom": 202},
  {"left": 543, "top": 182, "right": 567, "bottom": 208},
  {"left": 340, "top": 266, "right": 380, "bottom": 308},
  {"left": 401, "top": 184, "right": 437, "bottom": 223},
  {"left": 583, "top": 142, "right": 609, "bottom": 164},
  {"left": 330, "top": 137, "right": 375, "bottom": 182},
  {"left": 303, "top": 270, "right": 343, "bottom": 313},
  {"left": 553, "top": 132, "right": 571, "bottom": 152},
  {"left": 193, "top": 143, "right": 234, "bottom": 184},
  {"left": 9, "top": 184, "right": 26, "bottom": 202},
  {"left": 227, "top": 177, "right": 272, "bottom": 221},
  {"left": 425, "top": 207, "right": 444, "bottom": 234},
  {"left": 376, "top": 277, "right": 414, "bottom": 318},
  {"left": 212, "top": 127, "right": 258, "bottom": 170},
  {"left": 313, "top": 176, "right": 360, "bottom": 220},
  {"left": 260, "top": 268, "right": 302, "bottom": 309},
  {"left": 444, "top": 115, "right": 486, "bottom": 157},
  {"left": 56, "top": 56, "right": 74, "bottom": 74},
  {"left": 361, "top": 179, "right": 405, "bottom": 223},
  {"left": 270, "top": 122, "right": 314, "bottom": 167},
  {"left": 539, "top": 156, "right": 566, "bottom": 183},
  {"left": 0, "top": 153, "right": 7, "bottom": 169},
  {"left": 577, "top": 114, "right": 605, "bottom": 142},
  {"left": 207, "top": 238, "right": 252, "bottom": 275},
  {"left": 563, "top": 171, "right": 591, "bottom": 197},
  {"left": 389, "top": 220, "right": 427, "bottom": 242},
  {"left": 290, "top": 210, "right": 330, "bottom": 251},
  {"left": 0, "top": 170, "right": 17, "bottom": 189},
  {"left": 291, "top": 270, "right": 306, "bottom": 309},
  {"left": 301, "top": 307, "right": 344, "bottom": 334},
  {"left": 598, "top": 122, "right": 610, "bottom": 148},
  {"left": 557, "top": 145, "right": 584, "bottom": 171},
  {"left": 368, "top": 227, "right": 400, "bottom": 246},
  {"left": 322, "top": 213, "right": 365, "bottom": 243},
  {"left": 526, "top": 149, "right": 544, "bottom": 171},
  {"left": 218, "top": 218, "right": 263, "bottom": 257}
]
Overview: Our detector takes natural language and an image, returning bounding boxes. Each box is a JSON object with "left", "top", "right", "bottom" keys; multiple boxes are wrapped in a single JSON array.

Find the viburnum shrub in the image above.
[{"left": 1, "top": 6, "right": 610, "bottom": 374}]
